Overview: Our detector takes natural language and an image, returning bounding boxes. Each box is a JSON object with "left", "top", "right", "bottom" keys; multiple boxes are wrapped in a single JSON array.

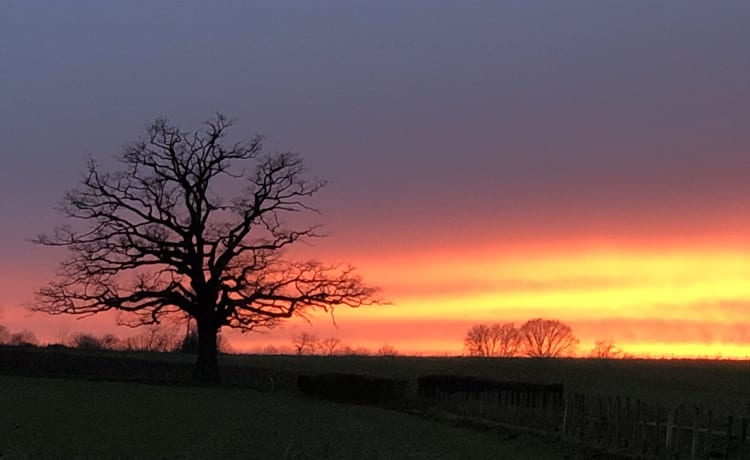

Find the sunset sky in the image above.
[{"left": 2, "top": 2, "right": 750, "bottom": 357}]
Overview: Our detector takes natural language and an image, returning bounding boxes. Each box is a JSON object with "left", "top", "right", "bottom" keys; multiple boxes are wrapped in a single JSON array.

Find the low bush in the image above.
[{"left": 298, "top": 372, "right": 407, "bottom": 404}]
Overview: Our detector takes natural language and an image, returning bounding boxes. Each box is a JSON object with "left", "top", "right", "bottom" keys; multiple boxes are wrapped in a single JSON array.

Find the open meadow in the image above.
[
  {"left": 6, "top": 345, "right": 750, "bottom": 411},
  {"left": 0, "top": 374, "right": 563, "bottom": 460},
  {"left": 3, "top": 346, "right": 750, "bottom": 459}
]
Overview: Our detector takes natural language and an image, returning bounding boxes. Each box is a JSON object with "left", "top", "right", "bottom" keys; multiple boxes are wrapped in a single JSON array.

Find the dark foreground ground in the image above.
[
  {"left": 2, "top": 345, "right": 750, "bottom": 459},
  {"left": 0, "top": 375, "right": 568, "bottom": 460}
]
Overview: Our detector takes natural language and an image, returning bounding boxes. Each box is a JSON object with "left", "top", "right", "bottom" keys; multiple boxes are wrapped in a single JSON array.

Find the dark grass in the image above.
[
  {"left": 2, "top": 346, "right": 745, "bottom": 459},
  {"left": 221, "top": 353, "right": 750, "bottom": 412},
  {"left": 4, "top": 345, "right": 750, "bottom": 411},
  {"left": 0, "top": 375, "right": 563, "bottom": 460}
]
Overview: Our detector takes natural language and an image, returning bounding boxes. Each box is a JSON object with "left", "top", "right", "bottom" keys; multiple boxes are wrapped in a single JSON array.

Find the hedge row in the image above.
[
  {"left": 298, "top": 373, "right": 408, "bottom": 404},
  {"left": 417, "top": 374, "right": 563, "bottom": 400}
]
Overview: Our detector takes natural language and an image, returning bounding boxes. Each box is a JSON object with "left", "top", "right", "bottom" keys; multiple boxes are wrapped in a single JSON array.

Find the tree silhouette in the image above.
[
  {"left": 124, "top": 323, "right": 181, "bottom": 352},
  {"left": 291, "top": 332, "right": 319, "bottom": 356},
  {"left": 588, "top": 339, "right": 623, "bottom": 359},
  {"left": 9, "top": 330, "right": 37, "bottom": 346},
  {"left": 375, "top": 344, "right": 398, "bottom": 356},
  {"left": 464, "top": 323, "right": 519, "bottom": 357},
  {"left": 71, "top": 332, "right": 119, "bottom": 350},
  {"left": 319, "top": 337, "right": 343, "bottom": 355},
  {"left": 518, "top": 318, "right": 578, "bottom": 357},
  {"left": 33, "top": 114, "right": 380, "bottom": 382}
]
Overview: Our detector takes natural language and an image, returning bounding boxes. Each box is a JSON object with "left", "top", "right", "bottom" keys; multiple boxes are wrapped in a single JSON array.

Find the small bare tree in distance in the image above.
[
  {"left": 33, "top": 114, "right": 380, "bottom": 383},
  {"left": 588, "top": 339, "right": 623, "bottom": 359},
  {"left": 375, "top": 344, "right": 398, "bottom": 356},
  {"left": 319, "top": 337, "right": 343, "bottom": 355},
  {"left": 292, "top": 332, "right": 319, "bottom": 356},
  {"left": 518, "top": 318, "right": 578, "bottom": 357},
  {"left": 9, "top": 330, "right": 38, "bottom": 346},
  {"left": 464, "top": 323, "right": 519, "bottom": 357},
  {"left": 0, "top": 325, "right": 10, "bottom": 344}
]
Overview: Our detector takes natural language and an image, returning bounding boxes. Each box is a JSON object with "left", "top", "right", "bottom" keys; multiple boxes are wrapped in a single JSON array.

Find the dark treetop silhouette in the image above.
[{"left": 33, "top": 114, "right": 380, "bottom": 383}]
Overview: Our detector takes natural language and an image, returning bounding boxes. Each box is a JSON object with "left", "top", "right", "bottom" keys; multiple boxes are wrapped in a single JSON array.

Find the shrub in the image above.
[{"left": 298, "top": 373, "right": 407, "bottom": 404}]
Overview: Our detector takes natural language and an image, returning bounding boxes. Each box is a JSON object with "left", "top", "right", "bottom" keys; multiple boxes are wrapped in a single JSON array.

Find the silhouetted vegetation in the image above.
[
  {"left": 417, "top": 374, "right": 563, "bottom": 402},
  {"left": 122, "top": 324, "right": 181, "bottom": 352},
  {"left": 588, "top": 339, "right": 623, "bottom": 358},
  {"left": 318, "top": 337, "right": 343, "bottom": 355},
  {"left": 375, "top": 344, "right": 399, "bottom": 356},
  {"left": 464, "top": 318, "right": 578, "bottom": 357},
  {"left": 291, "top": 332, "right": 319, "bottom": 356},
  {"left": 298, "top": 373, "right": 407, "bottom": 405},
  {"left": 518, "top": 318, "right": 579, "bottom": 357},
  {"left": 464, "top": 322, "right": 520, "bottom": 357},
  {"left": 33, "top": 114, "right": 381, "bottom": 383},
  {"left": 0, "top": 324, "right": 10, "bottom": 344},
  {"left": 71, "top": 332, "right": 119, "bottom": 351},
  {"left": 9, "top": 329, "right": 38, "bottom": 346}
]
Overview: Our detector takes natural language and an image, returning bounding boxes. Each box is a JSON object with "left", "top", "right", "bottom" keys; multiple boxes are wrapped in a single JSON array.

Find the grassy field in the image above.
[
  {"left": 223, "top": 354, "right": 750, "bottom": 411},
  {"left": 0, "top": 375, "right": 565, "bottom": 460},
  {"left": 3, "top": 346, "right": 750, "bottom": 459},
  {"left": 5, "top": 344, "right": 750, "bottom": 411}
]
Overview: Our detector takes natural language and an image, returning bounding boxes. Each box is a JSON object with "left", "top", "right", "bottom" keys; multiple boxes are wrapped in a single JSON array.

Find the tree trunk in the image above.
[{"left": 193, "top": 319, "right": 220, "bottom": 384}]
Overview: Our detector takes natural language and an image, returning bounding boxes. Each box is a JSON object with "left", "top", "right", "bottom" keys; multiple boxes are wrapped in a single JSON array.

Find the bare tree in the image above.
[
  {"left": 292, "top": 332, "right": 319, "bottom": 356},
  {"left": 464, "top": 324, "right": 495, "bottom": 357},
  {"left": 124, "top": 324, "right": 180, "bottom": 352},
  {"left": 518, "top": 318, "right": 578, "bottom": 357},
  {"left": 71, "top": 332, "right": 107, "bottom": 350},
  {"left": 258, "top": 344, "right": 280, "bottom": 355},
  {"left": 375, "top": 344, "right": 398, "bottom": 356},
  {"left": 9, "top": 330, "right": 38, "bottom": 346},
  {"left": 464, "top": 323, "right": 519, "bottom": 357},
  {"left": 33, "top": 114, "right": 380, "bottom": 382},
  {"left": 588, "top": 339, "right": 623, "bottom": 359},
  {"left": 0, "top": 325, "right": 10, "bottom": 344},
  {"left": 319, "top": 337, "right": 342, "bottom": 355}
]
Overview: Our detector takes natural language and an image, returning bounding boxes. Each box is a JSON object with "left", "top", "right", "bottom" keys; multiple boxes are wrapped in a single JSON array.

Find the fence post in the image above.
[
  {"left": 639, "top": 402, "right": 651, "bottom": 455},
  {"left": 740, "top": 417, "right": 747, "bottom": 460},
  {"left": 726, "top": 415, "right": 734, "bottom": 460},
  {"left": 625, "top": 396, "right": 633, "bottom": 449},
  {"left": 691, "top": 407, "right": 700, "bottom": 460},
  {"left": 596, "top": 394, "right": 604, "bottom": 445},
  {"left": 616, "top": 395, "right": 622, "bottom": 449},
  {"left": 666, "top": 409, "right": 675, "bottom": 454},
  {"left": 655, "top": 406, "right": 663, "bottom": 458},
  {"left": 706, "top": 410, "right": 714, "bottom": 460},
  {"left": 608, "top": 395, "right": 615, "bottom": 448},
  {"left": 605, "top": 395, "right": 612, "bottom": 448},
  {"left": 579, "top": 393, "right": 586, "bottom": 442}
]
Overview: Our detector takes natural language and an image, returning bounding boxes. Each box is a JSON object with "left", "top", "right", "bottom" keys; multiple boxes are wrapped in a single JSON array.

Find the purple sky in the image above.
[{"left": 2, "top": 1, "right": 750, "bottom": 347}]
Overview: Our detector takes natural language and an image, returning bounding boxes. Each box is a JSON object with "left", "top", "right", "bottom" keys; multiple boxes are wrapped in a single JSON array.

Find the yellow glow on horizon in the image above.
[
  {"left": 360, "top": 248, "right": 750, "bottom": 318},
  {"left": 619, "top": 342, "right": 750, "bottom": 359},
  {"left": 8, "top": 240, "right": 750, "bottom": 359},
  {"left": 332, "top": 245, "right": 750, "bottom": 358}
]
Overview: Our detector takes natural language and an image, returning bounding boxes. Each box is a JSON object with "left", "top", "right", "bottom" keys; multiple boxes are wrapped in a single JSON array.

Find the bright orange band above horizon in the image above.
[{"left": 5, "top": 240, "right": 750, "bottom": 358}]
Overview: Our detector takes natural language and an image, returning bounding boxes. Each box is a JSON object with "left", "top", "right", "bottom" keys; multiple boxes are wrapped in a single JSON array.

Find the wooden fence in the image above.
[{"left": 426, "top": 388, "right": 750, "bottom": 459}]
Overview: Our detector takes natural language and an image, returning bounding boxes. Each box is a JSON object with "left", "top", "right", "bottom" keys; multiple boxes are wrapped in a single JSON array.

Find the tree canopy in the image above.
[{"left": 34, "top": 114, "right": 380, "bottom": 382}]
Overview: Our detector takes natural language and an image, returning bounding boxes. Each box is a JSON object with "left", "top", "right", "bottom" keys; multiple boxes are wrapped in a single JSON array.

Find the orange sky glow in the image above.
[
  {"left": 3, "top": 3, "right": 750, "bottom": 360},
  {"left": 3, "top": 226, "right": 750, "bottom": 358}
]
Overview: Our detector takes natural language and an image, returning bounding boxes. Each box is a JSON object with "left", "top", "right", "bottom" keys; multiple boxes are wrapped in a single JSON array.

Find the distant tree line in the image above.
[
  {"left": 0, "top": 322, "right": 231, "bottom": 354},
  {"left": 465, "top": 318, "right": 624, "bottom": 358},
  {"left": 288, "top": 332, "right": 398, "bottom": 357},
  {"left": 465, "top": 318, "right": 580, "bottom": 358},
  {"left": 0, "top": 324, "right": 38, "bottom": 346}
]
